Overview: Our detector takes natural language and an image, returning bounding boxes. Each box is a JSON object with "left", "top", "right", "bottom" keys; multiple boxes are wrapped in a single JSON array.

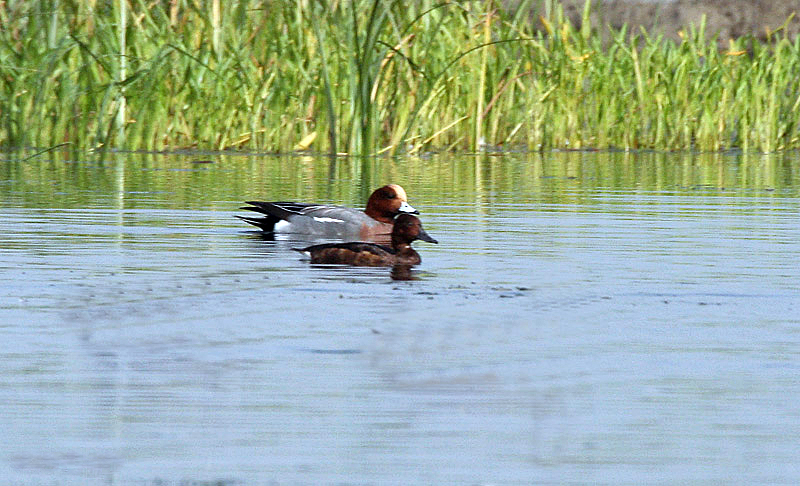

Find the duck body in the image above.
[
  {"left": 238, "top": 184, "right": 416, "bottom": 241},
  {"left": 294, "top": 214, "right": 437, "bottom": 266},
  {"left": 298, "top": 241, "right": 420, "bottom": 266}
]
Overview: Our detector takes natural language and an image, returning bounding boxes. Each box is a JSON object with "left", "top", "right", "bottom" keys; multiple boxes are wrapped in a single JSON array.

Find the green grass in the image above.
[{"left": 1, "top": 0, "right": 799, "bottom": 154}]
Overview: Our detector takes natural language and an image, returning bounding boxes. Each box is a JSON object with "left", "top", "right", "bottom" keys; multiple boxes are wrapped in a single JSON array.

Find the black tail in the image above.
[
  {"left": 237, "top": 201, "right": 309, "bottom": 233},
  {"left": 235, "top": 214, "right": 280, "bottom": 232}
]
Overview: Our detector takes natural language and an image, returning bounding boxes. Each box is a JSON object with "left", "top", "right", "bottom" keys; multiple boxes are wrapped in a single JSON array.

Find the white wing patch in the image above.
[{"left": 313, "top": 217, "right": 346, "bottom": 223}]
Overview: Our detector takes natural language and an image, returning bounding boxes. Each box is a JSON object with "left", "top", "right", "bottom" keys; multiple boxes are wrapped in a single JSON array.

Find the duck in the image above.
[
  {"left": 238, "top": 184, "right": 417, "bottom": 241},
  {"left": 293, "top": 213, "right": 437, "bottom": 266}
]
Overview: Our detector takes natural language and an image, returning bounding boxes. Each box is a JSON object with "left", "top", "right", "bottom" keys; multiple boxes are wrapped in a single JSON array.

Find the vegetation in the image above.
[
  {"left": 1, "top": 0, "right": 799, "bottom": 155},
  {"left": 4, "top": 150, "right": 798, "bottom": 213}
]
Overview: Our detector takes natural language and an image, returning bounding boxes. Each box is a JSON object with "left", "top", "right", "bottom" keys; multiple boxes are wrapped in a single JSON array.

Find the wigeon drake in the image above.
[
  {"left": 293, "top": 213, "right": 437, "bottom": 266},
  {"left": 237, "top": 184, "right": 417, "bottom": 240}
]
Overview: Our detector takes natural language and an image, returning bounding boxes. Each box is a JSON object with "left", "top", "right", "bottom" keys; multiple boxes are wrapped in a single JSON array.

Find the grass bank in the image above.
[{"left": 2, "top": 0, "right": 799, "bottom": 154}]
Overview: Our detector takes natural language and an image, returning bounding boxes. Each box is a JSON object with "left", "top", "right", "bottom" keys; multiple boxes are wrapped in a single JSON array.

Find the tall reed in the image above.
[{"left": 1, "top": 0, "right": 799, "bottom": 154}]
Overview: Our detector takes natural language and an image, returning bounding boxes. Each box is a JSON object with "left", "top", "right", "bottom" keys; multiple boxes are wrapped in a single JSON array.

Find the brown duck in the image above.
[{"left": 293, "top": 214, "right": 437, "bottom": 266}]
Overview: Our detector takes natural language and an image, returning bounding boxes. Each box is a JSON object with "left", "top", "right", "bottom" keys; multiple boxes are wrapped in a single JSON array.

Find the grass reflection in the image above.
[{"left": 1, "top": 150, "right": 798, "bottom": 211}]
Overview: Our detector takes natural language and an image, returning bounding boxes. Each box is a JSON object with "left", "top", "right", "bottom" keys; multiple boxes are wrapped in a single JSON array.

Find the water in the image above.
[{"left": 1, "top": 150, "right": 799, "bottom": 485}]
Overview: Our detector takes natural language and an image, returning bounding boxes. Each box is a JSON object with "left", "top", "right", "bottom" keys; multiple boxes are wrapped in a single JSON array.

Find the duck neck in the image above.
[
  {"left": 391, "top": 239, "right": 413, "bottom": 254},
  {"left": 365, "top": 207, "right": 394, "bottom": 223}
]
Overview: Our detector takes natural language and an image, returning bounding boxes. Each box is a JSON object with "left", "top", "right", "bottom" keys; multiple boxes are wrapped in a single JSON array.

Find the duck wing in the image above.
[
  {"left": 295, "top": 242, "right": 395, "bottom": 255},
  {"left": 238, "top": 201, "right": 324, "bottom": 232},
  {"left": 239, "top": 201, "right": 370, "bottom": 233}
]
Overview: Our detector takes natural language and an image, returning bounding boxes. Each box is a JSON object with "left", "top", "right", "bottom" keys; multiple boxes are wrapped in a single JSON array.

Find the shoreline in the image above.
[{"left": 527, "top": 1, "right": 799, "bottom": 45}]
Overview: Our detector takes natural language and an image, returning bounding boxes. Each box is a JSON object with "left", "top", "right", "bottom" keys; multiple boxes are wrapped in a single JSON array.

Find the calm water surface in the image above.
[{"left": 1, "top": 151, "right": 799, "bottom": 485}]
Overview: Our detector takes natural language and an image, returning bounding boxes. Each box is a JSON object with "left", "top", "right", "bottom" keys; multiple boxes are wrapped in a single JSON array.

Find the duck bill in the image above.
[
  {"left": 417, "top": 227, "right": 438, "bottom": 244},
  {"left": 398, "top": 200, "right": 419, "bottom": 214}
]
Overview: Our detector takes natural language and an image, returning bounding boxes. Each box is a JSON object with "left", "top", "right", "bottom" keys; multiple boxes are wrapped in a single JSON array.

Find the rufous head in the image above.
[
  {"left": 391, "top": 213, "right": 437, "bottom": 247},
  {"left": 365, "top": 184, "right": 418, "bottom": 223}
]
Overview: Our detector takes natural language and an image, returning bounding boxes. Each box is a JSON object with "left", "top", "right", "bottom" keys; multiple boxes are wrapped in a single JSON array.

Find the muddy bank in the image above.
[{"left": 526, "top": 1, "right": 799, "bottom": 45}]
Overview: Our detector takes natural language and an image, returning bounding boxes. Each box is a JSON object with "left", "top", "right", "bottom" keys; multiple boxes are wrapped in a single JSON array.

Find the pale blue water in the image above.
[{"left": 1, "top": 151, "right": 799, "bottom": 485}]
